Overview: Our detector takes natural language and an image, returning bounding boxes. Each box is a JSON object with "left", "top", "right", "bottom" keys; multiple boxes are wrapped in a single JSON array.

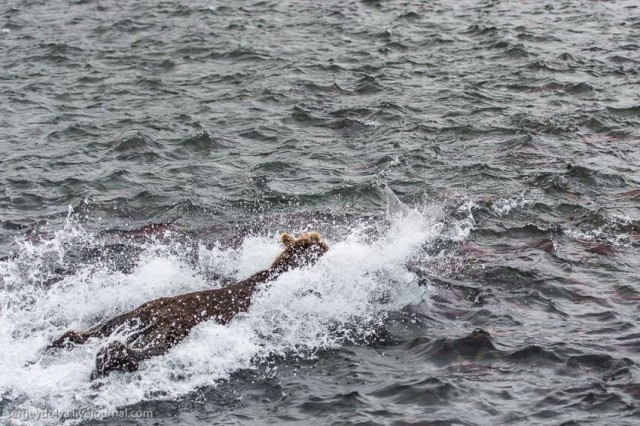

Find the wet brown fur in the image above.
[{"left": 49, "top": 232, "right": 329, "bottom": 379}]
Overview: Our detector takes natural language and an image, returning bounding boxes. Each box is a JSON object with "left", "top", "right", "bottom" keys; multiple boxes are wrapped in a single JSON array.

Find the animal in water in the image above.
[{"left": 48, "top": 232, "right": 329, "bottom": 379}]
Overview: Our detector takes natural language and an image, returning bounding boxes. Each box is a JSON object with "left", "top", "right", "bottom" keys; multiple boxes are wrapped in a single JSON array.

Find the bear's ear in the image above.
[
  {"left": 280, "top": 232, "right": 295, "bottom": 247},
  {"left": 305, "top": 232, "right": 322, "bottom": 242}
]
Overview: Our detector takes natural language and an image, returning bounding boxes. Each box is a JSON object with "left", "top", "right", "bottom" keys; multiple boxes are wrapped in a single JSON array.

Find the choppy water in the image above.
[{"left": 1, "top": 0, "right": 639, "bottom": 424}]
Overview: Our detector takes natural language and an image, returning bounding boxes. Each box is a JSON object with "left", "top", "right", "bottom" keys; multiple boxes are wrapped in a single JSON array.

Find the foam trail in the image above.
[{"left": 0, "top": 193, "right": 445, "bottom": 424}]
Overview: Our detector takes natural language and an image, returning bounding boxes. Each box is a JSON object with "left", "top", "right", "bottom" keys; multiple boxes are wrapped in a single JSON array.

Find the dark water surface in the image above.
[{"left": 1, "top": 0, "right": 640, "bottom": 424}]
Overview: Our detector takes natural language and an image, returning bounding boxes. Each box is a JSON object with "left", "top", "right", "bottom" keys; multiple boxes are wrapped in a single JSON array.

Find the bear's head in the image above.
[{"left": 270, "top": 231, "right": 329, "bottom": 273}]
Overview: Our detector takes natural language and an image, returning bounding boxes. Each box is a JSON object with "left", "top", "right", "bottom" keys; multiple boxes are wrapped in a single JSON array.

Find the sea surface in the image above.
[{"left": 1, "top": 0, "right": 639, "bottom": 424}]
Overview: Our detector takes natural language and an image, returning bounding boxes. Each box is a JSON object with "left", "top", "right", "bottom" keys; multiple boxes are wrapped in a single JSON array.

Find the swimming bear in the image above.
[{"left": 48, "top": 232, "right": 329, "bottom": 379}]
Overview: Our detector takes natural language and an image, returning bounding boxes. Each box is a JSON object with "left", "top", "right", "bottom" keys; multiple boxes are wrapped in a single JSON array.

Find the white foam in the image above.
[
  {"left": 0, "top": 191, "right": 451, "bottom": 424},
  {"left": 491, "top": 191, "right": 531, "bottom": 217},
  {"left": 452, "top": 200, "right": 476, "bottom": 241}
]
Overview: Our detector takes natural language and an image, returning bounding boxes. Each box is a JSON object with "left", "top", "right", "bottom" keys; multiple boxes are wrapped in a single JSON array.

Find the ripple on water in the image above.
[{"left": 1, "top": 0, "right": 640, "bottom": 424}]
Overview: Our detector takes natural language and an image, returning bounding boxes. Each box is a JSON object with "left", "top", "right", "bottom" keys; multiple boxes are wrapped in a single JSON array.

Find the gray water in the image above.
[{"left": 1, "top": 0, "right": 639, "bottom": 424}]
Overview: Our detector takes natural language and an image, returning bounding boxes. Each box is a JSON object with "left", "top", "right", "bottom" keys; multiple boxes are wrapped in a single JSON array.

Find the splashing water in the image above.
[{"left": 0, "top": 193, "right": 447, "bottom": 424}]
